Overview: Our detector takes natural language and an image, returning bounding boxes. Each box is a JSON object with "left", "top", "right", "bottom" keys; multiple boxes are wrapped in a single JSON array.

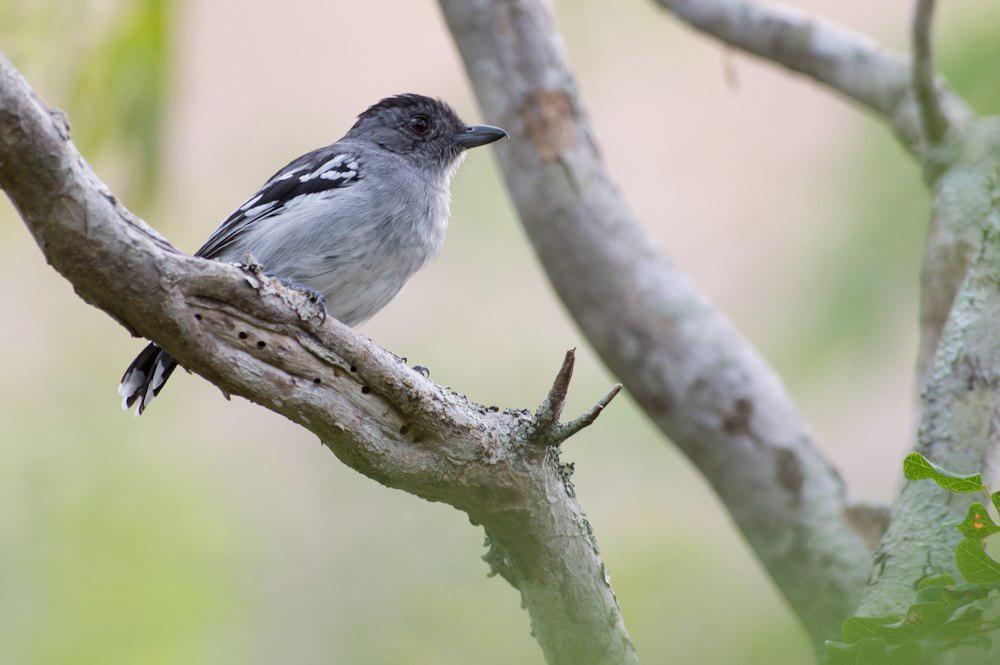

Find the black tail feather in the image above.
[{"left": 118, "top": 343, "right": 178, "bottom": 415}]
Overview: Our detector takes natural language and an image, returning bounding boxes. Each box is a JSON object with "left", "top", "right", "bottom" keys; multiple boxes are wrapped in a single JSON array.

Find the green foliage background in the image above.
[{"left": 0, "top": 2, "right": 998, "bottom": 664}]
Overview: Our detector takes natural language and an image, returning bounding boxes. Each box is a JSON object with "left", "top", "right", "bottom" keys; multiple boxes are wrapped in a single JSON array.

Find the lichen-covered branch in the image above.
[
  {"left": 439, "top": 0, "right": 874, "bottom": 645},
  {"left": 911, "top": 0, "right": 948, "bottom": 144},
  {"left": 861, "top": 218, "right": 1000, "bottom": 616},
  {"left": 916, "top": 120, "right": 1000, "bottom": 392},
  {"left": 651, "top": 0, "right": 972, "bottom": 150},
  {"left": 0, "top": 52, "right": 635, "bottom": 665},
  {"left": 651, "top": 0, "right": 1000, "bottom": 628}
]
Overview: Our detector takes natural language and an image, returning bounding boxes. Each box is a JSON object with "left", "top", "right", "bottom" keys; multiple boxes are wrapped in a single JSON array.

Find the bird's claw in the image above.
[
  {"left": 278, "top": 277, "right": 327, "bottom": 322},
  {"left": 413, "top": 365, "right": 431, "bottom": 378},
  {"left": 305, "top": 288, "right": 328, "bottom": 323}
]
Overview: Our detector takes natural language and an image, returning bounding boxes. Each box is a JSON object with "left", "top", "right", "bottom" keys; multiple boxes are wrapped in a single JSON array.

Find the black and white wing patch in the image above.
[{"left": 196, "top": 148, "right": 360, "bottom": 259}]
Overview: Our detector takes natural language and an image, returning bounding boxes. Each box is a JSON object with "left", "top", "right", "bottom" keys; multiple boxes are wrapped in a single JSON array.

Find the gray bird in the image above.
[{"left": 119, "top": 94, "right": 506, "bottom": 414}]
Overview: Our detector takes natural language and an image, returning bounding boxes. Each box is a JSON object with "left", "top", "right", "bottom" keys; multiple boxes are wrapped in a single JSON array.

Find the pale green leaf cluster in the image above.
[{"left": 825, "top": 453, "right": 1000, "bottom": 663}]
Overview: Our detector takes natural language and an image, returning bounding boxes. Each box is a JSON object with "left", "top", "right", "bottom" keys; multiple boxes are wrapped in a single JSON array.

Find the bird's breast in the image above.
[{"left": 308, "top": 181, "right": 450, "bottom": 324}]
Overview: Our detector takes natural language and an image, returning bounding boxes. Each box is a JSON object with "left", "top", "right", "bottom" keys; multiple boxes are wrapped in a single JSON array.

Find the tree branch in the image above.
[
  {"left": 531, "top": 349, "right": 623, "bottom": 446},
  {"left": 650, "top": 0, "right": 971, "bottom": 150},
  {"left": 911, "top": 0, "right": 948, "bottom": 144},
  {"left": 439, "top": 0, "right": 874, "bottom": 645},
  {"left": 649, "top": 0, "right": 1000, "bottom": 624},
  {"left": 915, "top": 120, "right": 1000, "bottom": 393},
  {"left": 861, "top": 219, "right": 1000, "bottom": 615},
  {"left": 0, "top": 52, "right": 636, "bottom": 665}
]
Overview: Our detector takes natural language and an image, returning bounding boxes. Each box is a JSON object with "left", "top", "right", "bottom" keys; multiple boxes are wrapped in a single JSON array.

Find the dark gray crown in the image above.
[
  {"left": 351, "top": 94, "right": 463, "bottom": 131},
  {"left": 344, "top": 94, "right": 469, "bottom": 170}
]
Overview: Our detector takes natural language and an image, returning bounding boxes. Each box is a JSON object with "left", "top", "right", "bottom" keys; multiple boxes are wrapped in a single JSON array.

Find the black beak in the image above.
[{"left": 453, "top": 124, "right": 508, "bottom": 149}]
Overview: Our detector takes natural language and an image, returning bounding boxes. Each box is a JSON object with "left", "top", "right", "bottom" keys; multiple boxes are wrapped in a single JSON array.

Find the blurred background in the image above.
[{"left": 1, "top": 0, "right": 999, "bottom": 663}]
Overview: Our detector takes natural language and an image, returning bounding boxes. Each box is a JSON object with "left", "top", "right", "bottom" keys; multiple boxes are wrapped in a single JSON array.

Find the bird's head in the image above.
[{"left": 346, "top": 94, "right": 507, "bottom": 173}]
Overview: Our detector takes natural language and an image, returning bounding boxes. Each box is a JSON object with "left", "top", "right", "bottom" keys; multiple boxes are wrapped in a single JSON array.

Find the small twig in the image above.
[
  {"left": 912, "top": 0, "right": 948, "bottom": 143},
  {"left": 534, "top": 348, "right": 576, "bottom": 432},
  {"left": 530, "top": 349, "right": 621, "bottom": 446},
  {"left": 553, "top": 384, "right": 622, "bottom": 443}
]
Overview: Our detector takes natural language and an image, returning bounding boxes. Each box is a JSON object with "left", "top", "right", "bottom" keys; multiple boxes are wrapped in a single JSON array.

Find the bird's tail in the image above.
[{"left": 118, "top": 343, "right": 178, "bottom": 415}]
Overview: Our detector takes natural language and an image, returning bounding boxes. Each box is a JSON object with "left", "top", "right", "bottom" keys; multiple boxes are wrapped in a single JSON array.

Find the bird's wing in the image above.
[{"left": 196, "top": 146, "right": 362, "bottom": 260}]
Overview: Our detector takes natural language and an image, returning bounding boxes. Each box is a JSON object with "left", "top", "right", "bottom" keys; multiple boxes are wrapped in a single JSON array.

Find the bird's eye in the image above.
[{"left": 409, "top": 115, "right": 431, "bottom": 135}]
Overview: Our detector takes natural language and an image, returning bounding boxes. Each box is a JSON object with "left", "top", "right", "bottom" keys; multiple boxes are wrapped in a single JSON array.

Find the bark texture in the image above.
[
  {"left": 0, "top": 53, "right": 635, "bottom": 665},
  {"left": 5, "top": 0, "right": 1000, "bottom": 657},
  {"left": 917, "top": 120, "right": 1000, "bottom": 391},
  {"left": 439, "top": 0, "right": 874, "bottom": 645},
  {"left": 861, "top": 219, "right": 1000, "bottom": 616},
  {"left": 858, "top": 1, "right": 1000, "bottom": 615},
  {"left": 649, "top": 0, "right": 1000, "bottom": 624}
]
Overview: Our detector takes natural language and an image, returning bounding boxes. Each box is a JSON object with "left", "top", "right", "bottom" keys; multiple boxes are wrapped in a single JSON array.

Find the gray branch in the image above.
[
  {"left": 911, "top": 0, "right": 948, "bottom": 144},
  {"left": 651, "top": 0, "right": 1000, "bottom": 627},
  {"left": 0, "top": 53, "right": 636, "bottom": 665},
  {"left": 916, "top": 120, "right": 1000, "bottom": 393},
  {"left": 651, "top": 0, "right": 972, "bottom": 150},
  {"left": 861, "top": 219, "right": 1000, "bottom": 615},
  {"left": 439, "top": 0, "right": 874, "bottom": 645},
  {"left": 647, "top": 0, "right": 983, "bottom": 421}
]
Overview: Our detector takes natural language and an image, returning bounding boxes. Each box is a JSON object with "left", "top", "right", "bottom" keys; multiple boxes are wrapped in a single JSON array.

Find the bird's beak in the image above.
[{"left": 453, "top": 124, "right": 508, "bottom": 149}]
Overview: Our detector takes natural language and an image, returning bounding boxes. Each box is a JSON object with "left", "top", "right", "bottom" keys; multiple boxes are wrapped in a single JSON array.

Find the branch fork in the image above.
[{"left": 531, "top": 348, "right": 622, "bottom": 447}]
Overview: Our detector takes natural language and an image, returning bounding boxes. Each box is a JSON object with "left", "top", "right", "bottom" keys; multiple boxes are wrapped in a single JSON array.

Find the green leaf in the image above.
[
  {"left": 992, "top": 492, "right": 1000, "bottom": 513},
  {"left": 841, "top": 615, "right": 900, "bottom": 644},
  {"left": 916, "top": 585, "right": 949, "bottom": 603},
  {"left": 961, "top": 633, "right": 994, "bottom": 651},
  {"left": 932, "top": 603, "right": 986, "bottom": 641},
  {"left": 904, "top": 601, "right": 951, "bottom": 636},
  {"left": 903, "top": 452, "right": 985, "bottom": 493},
  {"left": 917, "top": 574, "right": 957, "bottom": 590},
  {"left": 884, "top": 641, "right": 921, "bottom": 664},
  {"left": 957, "top": 538, "right": 1000, "bottom": 583},
  {"left": 968, "top": 595, "right": 1000, "bottom": 620},
  {"left": 826, "top": 637, "right": 887, "bottom": 664},
  {"left": 958, "top": 503, "right": 1000, "bottom": 539},
  {"left": 915, "top": 575, "right": 958, "bottom": 603},
  {"left": 946, "top": 583, "right": 996, "bottom": 602}
]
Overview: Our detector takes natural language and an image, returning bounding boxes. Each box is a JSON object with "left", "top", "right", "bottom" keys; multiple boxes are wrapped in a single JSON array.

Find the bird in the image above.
[{"left": 118, "top": 94, "right": 507, "bottom": 415}]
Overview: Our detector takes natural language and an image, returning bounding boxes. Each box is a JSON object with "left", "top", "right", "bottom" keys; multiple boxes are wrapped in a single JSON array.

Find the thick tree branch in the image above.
[
  {"left": 439, "top": 0, "right": 874, "bottom": 645},
  {"left": 647, "top": 0, "right": 987, "bottom": 443},
  {"left": 911, "top": 0, "right": 948, "bottom": 144},
  {"left": 916, "top": 120, "right": 1000, "bottom": 393},
  {"left": 0, "top": 53, "right": 635, "bottom": 665},
  {"left": 861, "top": 219, "right": 1000, "bottom": 616},
  {"left": 651, "top": 0, "right": 972, "bottom": 150},
  {"left": 649, "top": 0, "right": 1000, "bottom": 625}
]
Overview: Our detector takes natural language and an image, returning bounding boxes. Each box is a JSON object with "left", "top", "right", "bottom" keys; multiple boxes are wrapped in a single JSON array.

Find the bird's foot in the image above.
[
  {"left": 396, "top": 356, "right": 430, "bottom": 379},
  {"left": 277, "top": 277, "right": 327, "bottom": 323}
]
